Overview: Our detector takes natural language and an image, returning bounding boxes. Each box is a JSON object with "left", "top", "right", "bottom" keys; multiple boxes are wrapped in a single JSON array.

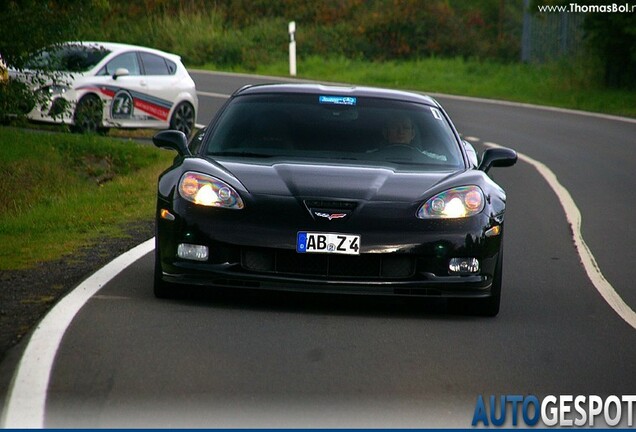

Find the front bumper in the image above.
[
  {"left": 156, "top": 198, "right": 504, "bottom": 299},
  {"left": 161, "top": 265, "right": 494, "bottom": 298}
]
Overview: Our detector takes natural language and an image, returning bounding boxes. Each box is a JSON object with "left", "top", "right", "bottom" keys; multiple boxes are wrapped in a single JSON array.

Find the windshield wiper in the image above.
[{"left": 208, "top": 151, "right": 273, "bottom": 158}]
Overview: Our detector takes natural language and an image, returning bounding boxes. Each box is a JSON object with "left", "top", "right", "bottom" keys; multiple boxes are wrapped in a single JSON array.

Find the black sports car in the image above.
[{"left": 153, "top": 84, "right": 516, "bottom": 316}]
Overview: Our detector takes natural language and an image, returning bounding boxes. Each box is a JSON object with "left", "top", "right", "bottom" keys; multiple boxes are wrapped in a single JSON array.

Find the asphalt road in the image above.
[{"left": 2, "top": 71, "right": 635, "bottom": 428}]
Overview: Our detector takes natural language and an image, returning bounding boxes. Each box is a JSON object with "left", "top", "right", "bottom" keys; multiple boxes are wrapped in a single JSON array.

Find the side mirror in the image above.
[
  {"left": 478, "top": 147, "right": 517, "bottom": 173},
  {"left": 113, "top": 68, "right": 129, "bottom": 80},
  {"left": 153, "top": 130, "right": 191, "bottom": 157}
]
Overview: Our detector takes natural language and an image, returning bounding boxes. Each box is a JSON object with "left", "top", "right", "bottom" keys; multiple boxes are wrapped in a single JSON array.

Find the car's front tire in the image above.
[
  {"left": 72, "top": 94, "right": 108, "bottom": 134},
  {"left": 153, "top": 244, "right": 182, "bottom": 299},
  {"left": 169, "top": 101, "right": 195, "bottom": 137},
  {"left": 451, "top": 246, "right": 503, "bottom": 317},
  {"left": 471, "top": 248, "right": 503, "bottom": 317}
]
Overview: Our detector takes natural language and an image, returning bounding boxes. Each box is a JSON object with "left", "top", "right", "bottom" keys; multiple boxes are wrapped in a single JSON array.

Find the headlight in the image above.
[
  {"left": 178, "top": 172, "right": 244, "bottom": 209},
  {"left": 42, "top": 84, "right": 71, "bottom": 96},
  {"left": 417, "top": 185, "right": 484, "bottom": 219}
]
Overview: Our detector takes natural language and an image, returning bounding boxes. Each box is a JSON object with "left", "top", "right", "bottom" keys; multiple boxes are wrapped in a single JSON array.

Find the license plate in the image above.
[{"left": 297, "top": 232, "right": 361, "bottom": 255}]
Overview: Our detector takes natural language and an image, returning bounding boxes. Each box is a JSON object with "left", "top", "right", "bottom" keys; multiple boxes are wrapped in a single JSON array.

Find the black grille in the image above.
[{"left": 241, "top": 248, "right": 415, "bottom": 279}]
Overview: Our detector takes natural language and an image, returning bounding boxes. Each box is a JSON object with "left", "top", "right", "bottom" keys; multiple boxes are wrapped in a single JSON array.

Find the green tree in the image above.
[
  {"left": 0, "top": 0, "right": 109, "bottom": 68},
  {"left": 530, "top": 0, "right": 636, "bottom": 89},
  {"left": 584, "top": 11, "right": 636, "bottom": 88},
  {"left": 0, "top": 0, "right": 108, "bottom": 120}
]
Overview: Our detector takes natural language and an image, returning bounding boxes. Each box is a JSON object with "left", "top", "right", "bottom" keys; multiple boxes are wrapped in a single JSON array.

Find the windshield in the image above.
[
  {"left": 25, "top": 44, "right": 111, "bottom": 72},
  {"left": 205, "top": 93, "right": 464, "bottom": 169}
]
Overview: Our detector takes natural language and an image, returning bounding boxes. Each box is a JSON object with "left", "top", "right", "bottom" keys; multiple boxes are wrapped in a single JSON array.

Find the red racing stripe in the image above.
[{"left": 134, "top": 99, "right": 170, "bottom": 121}]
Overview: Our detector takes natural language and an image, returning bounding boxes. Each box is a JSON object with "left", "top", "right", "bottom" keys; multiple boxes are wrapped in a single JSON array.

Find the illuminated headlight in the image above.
[
  {"left": 417, "top": 186, "right": 484, "bottom": 219},
  {"left": 42, "top": 84, "right": 71, "bottom": 96},
  {"left": 178, "top": 172, "right": 244, "bottom": 209}
]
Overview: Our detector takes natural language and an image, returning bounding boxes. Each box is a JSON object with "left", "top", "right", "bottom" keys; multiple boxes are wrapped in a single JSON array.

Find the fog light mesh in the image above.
[
  {"left": 449, "top": 258, "right": 479, "bottom": 275},
  {"left": 177, "top": 243, "right": 209, "bottom": 261}
]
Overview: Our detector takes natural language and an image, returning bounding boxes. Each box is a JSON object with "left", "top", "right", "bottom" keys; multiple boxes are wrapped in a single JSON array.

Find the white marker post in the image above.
[{"left": 289, "top": 21, "right": 297, "bottom": 77}]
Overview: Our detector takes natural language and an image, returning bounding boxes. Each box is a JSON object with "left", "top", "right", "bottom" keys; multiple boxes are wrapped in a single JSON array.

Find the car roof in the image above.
[
  {"left": 64, "top": 41, "right": 182, "bottom": 62},
  {"left": 234, "top": 83, "right": 440, "bottom": 107}
]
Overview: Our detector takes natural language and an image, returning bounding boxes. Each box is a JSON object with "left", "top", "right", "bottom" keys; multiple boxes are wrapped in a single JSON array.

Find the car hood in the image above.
[{"left": 216, "top": 159, "right": 466, "bottom": 203}]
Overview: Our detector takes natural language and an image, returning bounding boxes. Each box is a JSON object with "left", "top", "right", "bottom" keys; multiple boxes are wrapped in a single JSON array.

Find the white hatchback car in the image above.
[{"left": 10, "top": 42, "right": 198, "bottom": 136}]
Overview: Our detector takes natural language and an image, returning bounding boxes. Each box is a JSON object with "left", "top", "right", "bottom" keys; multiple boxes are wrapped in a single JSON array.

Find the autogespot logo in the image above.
[{"left": 471, "top": 394, "right": 636, "bottom": 427}]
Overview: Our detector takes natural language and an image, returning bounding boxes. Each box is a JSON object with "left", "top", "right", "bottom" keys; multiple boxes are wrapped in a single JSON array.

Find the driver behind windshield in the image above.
[
  {"left": 383, "top": 114, "right": 416, "bottom": 146},
  {"left": 367, "top": 112, "right": 449, "bottom": 162}
]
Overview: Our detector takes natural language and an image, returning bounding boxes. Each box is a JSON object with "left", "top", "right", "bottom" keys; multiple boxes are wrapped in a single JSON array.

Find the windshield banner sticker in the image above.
[{"left": 319, "top": 95, "right": 357, "bottom": 106}]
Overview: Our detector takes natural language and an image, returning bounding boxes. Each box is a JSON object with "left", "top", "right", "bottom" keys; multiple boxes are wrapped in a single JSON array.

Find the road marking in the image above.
[
  {"left": 197, "top": 90, "right": 231, "bottom": 99},
  {"left": 190, "top": 70, "right": 636, "bottom": 125},
  {"left": 434, "top": 93, "right": 636, "bottom": 125},
  {"left": 484, "top": 141, "right": 636, "bottom": 330},
  {"left": 1, "top": 238, "right": 155, "bottom": 428},
  {"left": 191, "top": 68, "right": 313, "bottom": 83}
]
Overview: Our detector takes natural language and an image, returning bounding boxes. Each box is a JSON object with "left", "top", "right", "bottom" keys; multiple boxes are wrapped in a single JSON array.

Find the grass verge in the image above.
[
  {"left": 0, "top": 127, "right": 172, "bottom": 270},
  {"left": 204, "top": 56, "right": 636, "bottom": 118}
]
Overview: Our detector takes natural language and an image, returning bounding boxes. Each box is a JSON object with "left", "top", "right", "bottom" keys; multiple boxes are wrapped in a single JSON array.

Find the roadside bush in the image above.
[
  {"left": 74, "top": 0, "right": 523, "bottom": 68},
  {"left": 584, "top": 12, "right": 636, "bottom": 88},
  {"left": 0, "top": 80, "right": 35, "bottom": 121}
]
